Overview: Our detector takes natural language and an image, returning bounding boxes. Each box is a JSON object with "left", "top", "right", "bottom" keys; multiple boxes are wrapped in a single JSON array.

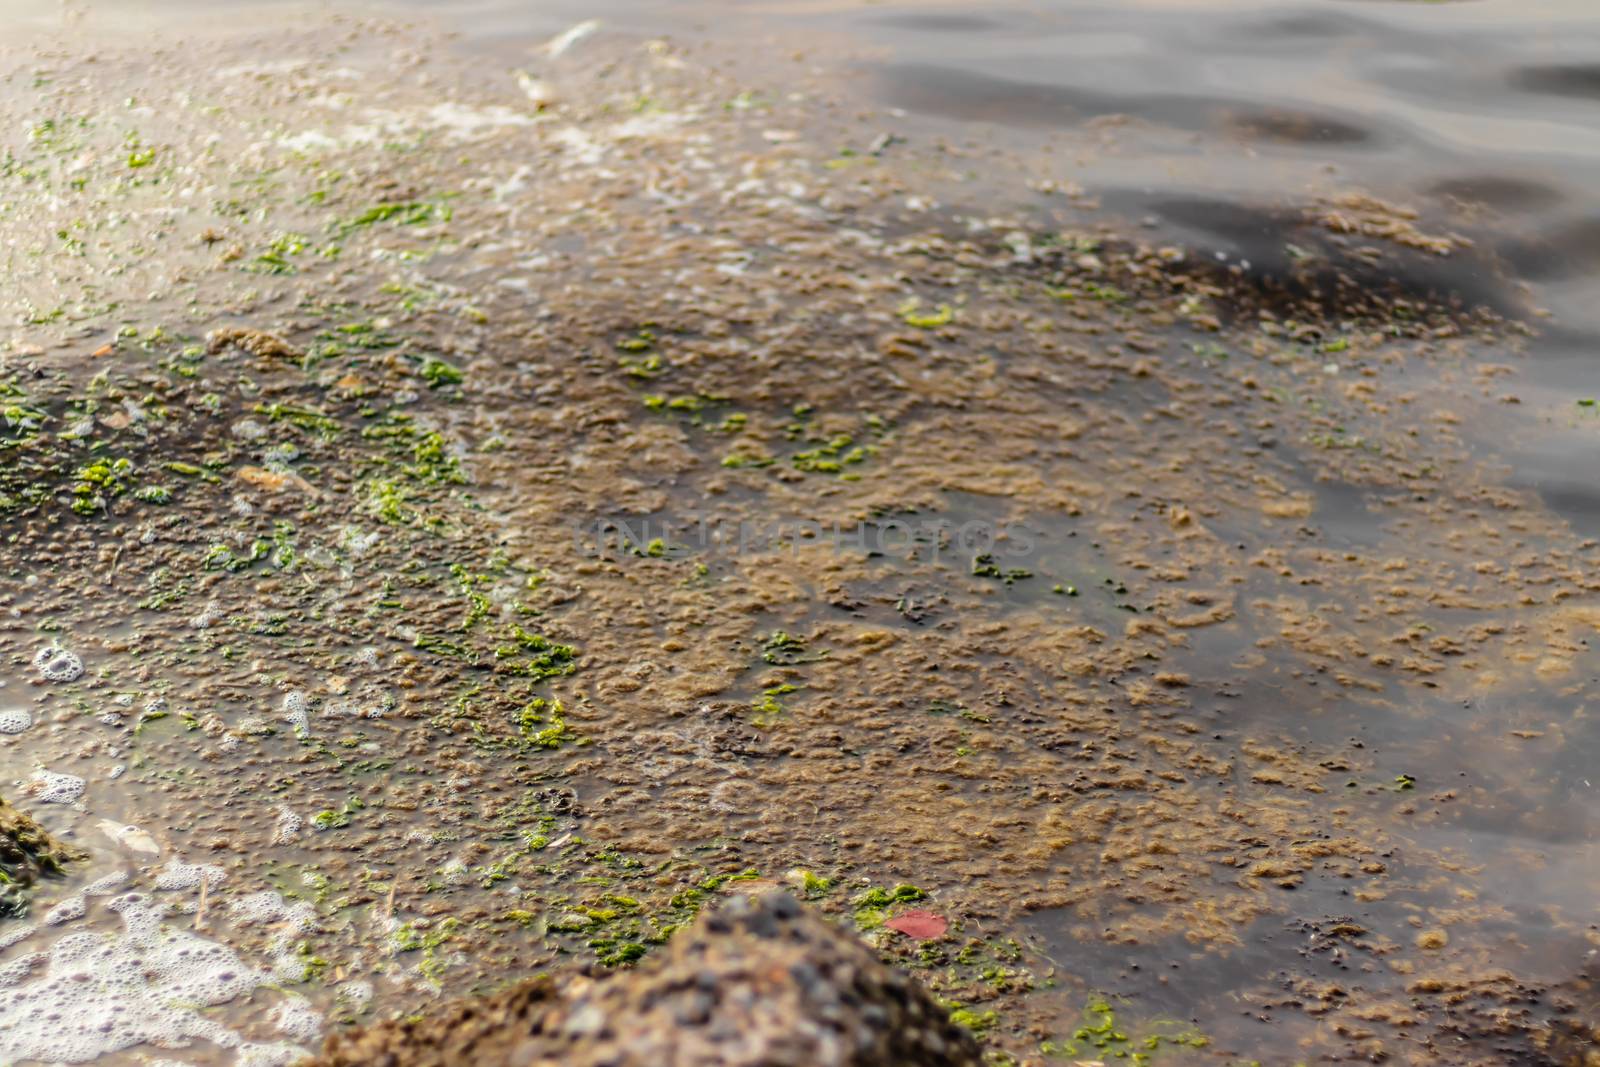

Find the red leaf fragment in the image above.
[{"left": 884, "top": 909, "right": 947, "bottom": 940}]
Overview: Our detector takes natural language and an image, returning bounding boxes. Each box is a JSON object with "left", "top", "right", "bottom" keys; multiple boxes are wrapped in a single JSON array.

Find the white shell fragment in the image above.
[{"left": 97, "top": 820, "right": 161, "bottom": 856}]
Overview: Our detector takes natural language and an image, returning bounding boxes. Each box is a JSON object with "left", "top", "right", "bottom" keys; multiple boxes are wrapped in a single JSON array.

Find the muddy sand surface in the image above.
[{"left": 0, "top": 6, "right": 1595, "bottom": 1066}]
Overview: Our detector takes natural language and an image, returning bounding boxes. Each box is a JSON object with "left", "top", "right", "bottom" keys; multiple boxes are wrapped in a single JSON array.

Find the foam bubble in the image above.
[
  {"left": 270, "top": 995, "right": 323, "bottom": 1042},
  {"left": 152, "top": 859, "right": 227, "bottom": 892},
  {"left": 272, "top": 805, "right": 302, "bottom": 844},
  {"left": 26, "top": 769, "right": 85, "bottom": 804},
  {"left": 228, "top": 891, "right": 315, "bottom": 934},
  {"left": 232, "top": 418, "right": 268, "bottom": 441},
  {"left": 237, "top": 1042, "right": 311, "bottom": 1067},
  {"left": 0, "top": 952, "right": 46, "bottom": 989},
  {"left": 42, "top": 896, "right": 85, "bottom": 926},
  {"left": 335, "top": 979, "right": 373, "bottom": 1008},
  {"left": 325, "top": 683, "right": 394, "bottom": 719},
  {"left": 281, "top": 691, "right": 310, "bottom": 736},
  {"left": 0, "top": 893, "right": 266, "bottom": 1063},
  {"left": 0, "top": 924, "right": 35, "bottom": 952},
  {"left": 83, "top": 871, "right": 130, "bottom": 896},
  {"left": 0, "top": 708, "right": 32, "bottom": 734},
  {"left": 340, "top": 527, "right": 381, "bottom": 557},
  {"left": 33, "top": 646, "right": 83, "bottom": 683},
  {"left": 269, "top": 944, "right": 312, "bottom": 983}
]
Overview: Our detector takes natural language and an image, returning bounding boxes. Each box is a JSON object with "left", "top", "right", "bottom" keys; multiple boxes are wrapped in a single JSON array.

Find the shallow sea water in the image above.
[{"left": 0, "top": 1, "right": 1595, "bottom": 1065}]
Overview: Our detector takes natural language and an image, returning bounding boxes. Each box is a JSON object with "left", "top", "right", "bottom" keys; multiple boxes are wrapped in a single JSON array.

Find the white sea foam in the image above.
[
  {"left": 0, "top": 893, "right": 265, "bottom": 1063},
  {"left": 270, "top": 995, "right": 323, "bottom": 1042},
  {"left": 33, "top": 646, "right": 83, "bottom": 682},
  {"left": 41, "top": 896, "right": 85, "bottom": 926},
  {"left": 273, "top": 805, "right": 303, "bottom": 844},
  {"left": 27, "top": 769, "right": 85, "bottom": 804},
  {"left": 152, "top": 859, "right": 227, "bottom": 892}
]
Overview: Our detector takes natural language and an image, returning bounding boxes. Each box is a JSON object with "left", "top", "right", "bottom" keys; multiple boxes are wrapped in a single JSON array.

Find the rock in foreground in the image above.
[{"left": 307, "top": 892, "right": 983, "bottom": 1067}]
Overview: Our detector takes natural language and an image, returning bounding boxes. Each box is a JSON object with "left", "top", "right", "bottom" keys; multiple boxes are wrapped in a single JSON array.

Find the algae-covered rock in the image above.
[
  {"left": 307, "top": 891, "right": 983, "bottom": 1067},
  {"left": 0, "top": 795, "right": 83, "bottom": 919}
]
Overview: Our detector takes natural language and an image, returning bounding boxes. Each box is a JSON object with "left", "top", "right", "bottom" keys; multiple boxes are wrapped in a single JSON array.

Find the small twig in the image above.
[{"left": 195, "top": 874, "right": 210, "bottom": 930}]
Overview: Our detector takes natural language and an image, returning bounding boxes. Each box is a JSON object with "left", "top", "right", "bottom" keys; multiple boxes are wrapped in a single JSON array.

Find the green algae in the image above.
[
  {"left": 971, "top": 554, "right": 1032, "bottom": 585},
  {"left": 418, "top": 357, "right": 465, "bottom": 388},
  {"left": 311, "top": 796, "right": 366, "bottom": 832},
  {"left": 898, "top": 298, "right": 955, "bottom": 328},
  {"left": 256, "top": 401, "right": 342, "bottom": 438},
  {"left": 69, "top": 456, "right": 131, "bottom": 515},
  {"left": 760, "top": 630, "right": 825, "bottom": 665},
  {"left": 333, "top": 200, "right": 452, "bottom": 239},
  {"left": 364, "top": 477, "right": 413, "bottom": 524},
  {"left": 853, "top": 883, "right": 927, "bottom": 930},
  {"left": 790, "top": 870, "right": 833, "bottom": 899},
  {"left": 642, "top": 393, "right": 731, "bottom": 426},
  {"left": 947, "top": 1006, "right": 998, "bottom": 1035},
  {"left": 493, "top": 626, "right": 578, "bottom": 681},
  {"left": 751, "top": 683, "right": 799, "bottom": 726},
  {"left": 1040, "top": 997, "right": 1209, "bottom": 1065},
  {"left": 514, "top": 697, "right": 572, "bottom": 749},
  {"left": 720, "top": 447, "right": 774, "bottom": 469},
  {"left": 0, "top": 795, "right": 83, "bottom": 919},
  {"left": 790, "top": 432, "right": 865, "bottom": 474}
]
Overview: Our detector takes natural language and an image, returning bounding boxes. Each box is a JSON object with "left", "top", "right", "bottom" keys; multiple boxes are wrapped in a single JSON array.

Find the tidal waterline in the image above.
[{"left": 0, "top": 2, "right": 1595, "bottom": 1064}]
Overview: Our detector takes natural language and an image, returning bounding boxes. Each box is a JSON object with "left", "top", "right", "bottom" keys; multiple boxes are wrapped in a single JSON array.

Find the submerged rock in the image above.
[
  {"left": 0, "top": 794, "right": 83, "bottom": 919},
  {"left": 307, "top": 891, "right": 983, "bottom": 1067}
]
